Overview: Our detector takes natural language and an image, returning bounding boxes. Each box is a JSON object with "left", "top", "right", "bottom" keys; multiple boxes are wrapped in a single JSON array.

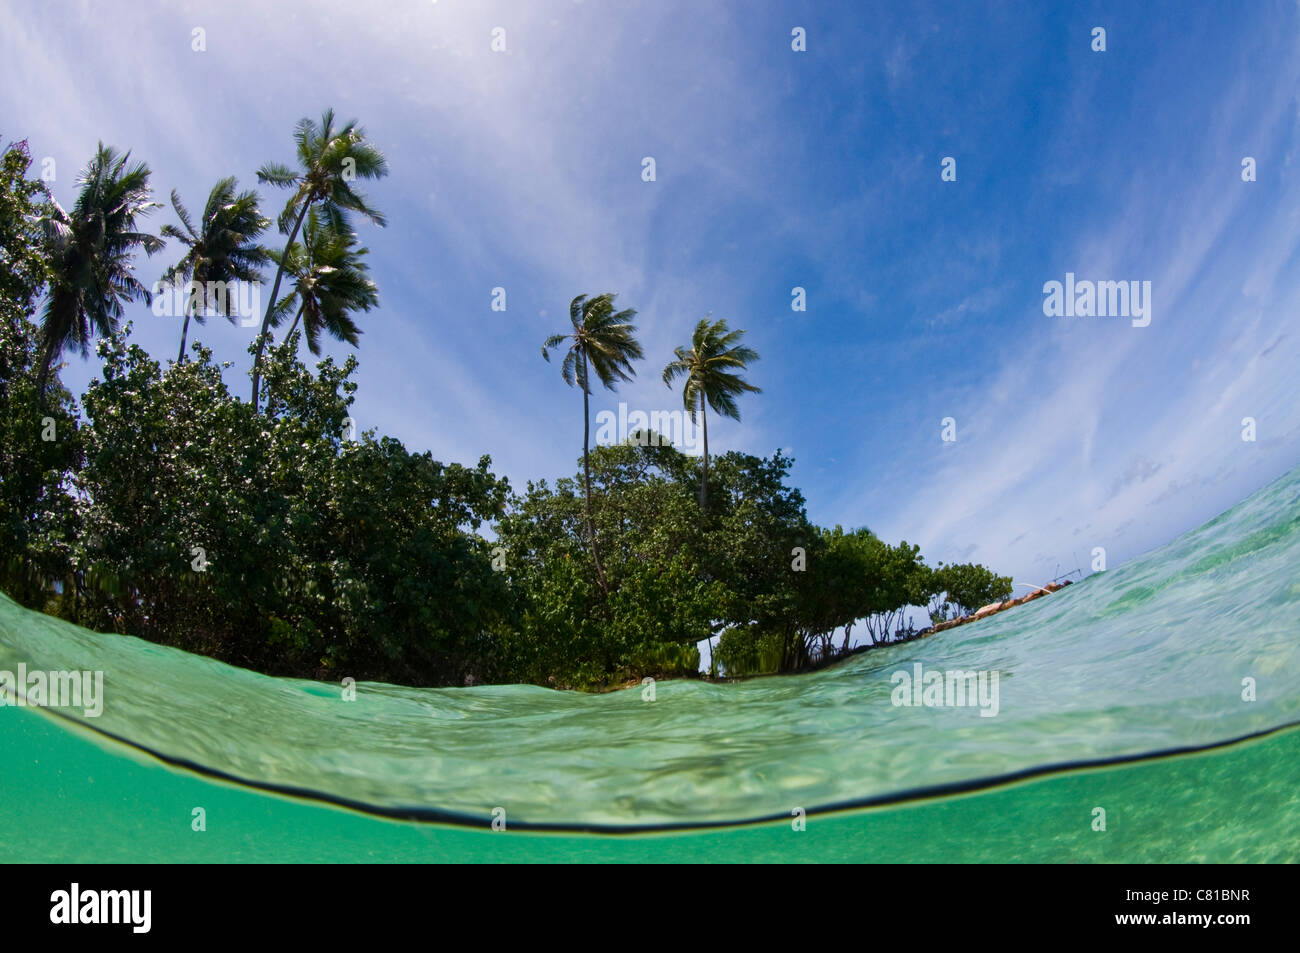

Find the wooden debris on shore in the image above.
[{"left": 924, "top": 579, "right": 1072, "bottom": 635}]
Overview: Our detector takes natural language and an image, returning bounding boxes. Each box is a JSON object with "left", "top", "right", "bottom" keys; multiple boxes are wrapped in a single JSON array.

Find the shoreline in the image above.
[{"left": 675, "top": 579, "right": 1076, "bottom": 688}]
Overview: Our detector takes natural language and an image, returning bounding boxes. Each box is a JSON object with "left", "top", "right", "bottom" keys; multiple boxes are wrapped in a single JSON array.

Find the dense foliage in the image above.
[{"left": 0, "top": 131, "right": 1011, "bottom": 690}]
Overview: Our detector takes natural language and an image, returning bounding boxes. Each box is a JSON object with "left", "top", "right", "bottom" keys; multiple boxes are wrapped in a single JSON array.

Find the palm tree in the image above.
[
  {"left": 267, "top": 208, "right": 378, "bottom": 356},
  {"left": 662, "top": 315, "right": 760, "bottom": 508},
  {"left": 37, "top": 143, "right": 164, "bottom": 399},
  {"left": 251, "top": 108, "right": 388, "bottom": 409},
  {"left": 542, "top": 293, "right": 643, "bottom": 592},
  {"left": 160, "top": 177, "right": 270, "bottom": 364}
]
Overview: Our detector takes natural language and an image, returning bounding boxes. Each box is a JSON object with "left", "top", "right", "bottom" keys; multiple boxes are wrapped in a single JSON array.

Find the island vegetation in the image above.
[{"left": 0, "top": 115, "right": 1012, "bottom": 690}]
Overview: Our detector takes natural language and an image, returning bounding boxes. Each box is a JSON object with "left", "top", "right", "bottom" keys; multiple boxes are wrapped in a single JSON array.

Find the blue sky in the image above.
[{"left": 3, "top": 0, "right": 1299, "bottom": 591}]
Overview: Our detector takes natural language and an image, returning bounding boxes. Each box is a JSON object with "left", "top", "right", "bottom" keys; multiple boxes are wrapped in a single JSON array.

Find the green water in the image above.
[{"left": 2, "top": 465, "right": 1299, "bottom": 861}]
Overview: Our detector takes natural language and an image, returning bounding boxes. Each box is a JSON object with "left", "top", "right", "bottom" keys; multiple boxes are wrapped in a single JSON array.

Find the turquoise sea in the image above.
[{"left": 2, "top": 466, "right": 1298, "bottom": 862}]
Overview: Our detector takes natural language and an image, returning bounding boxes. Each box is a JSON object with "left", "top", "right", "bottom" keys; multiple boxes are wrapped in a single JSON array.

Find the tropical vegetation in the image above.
[{"left": 0, "top": 123, "right": 1011, "bottom": 690}]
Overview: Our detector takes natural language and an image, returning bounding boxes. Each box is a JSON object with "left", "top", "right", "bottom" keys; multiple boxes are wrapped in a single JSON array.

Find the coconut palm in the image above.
[
  {"left": 266, "top": 208, "right": 378, "bottom": 357},
  {"left": 662, "top": 315, "right": 760, "bottom": 508},
  {"left": 36, "top": 143, "right": 164, "bottom": 399},
  {"left": 251, "top": 108, "right": 388, "bottom": 409},
  {"left": 160, "top": 177, "right": 270, "bottom": 364},
  {"left": 542, "top": 293, "right": 643, "bottom": 592}
]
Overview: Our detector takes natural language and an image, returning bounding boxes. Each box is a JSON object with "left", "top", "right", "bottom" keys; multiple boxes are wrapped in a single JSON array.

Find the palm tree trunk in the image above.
[
  {"left": 698, "top": 402, "right": 709, "bottom": 508},
  {"left": 285, "top": 303, "right": 303, "bottom": 343},
  {"left": 250, "top": 201, "right": 310, "bottom": 410},
  {"left": 177, "top": 297, "right": 194, "bottom": 364},
  {"left": 35, "top": 335, "right": 58, "bottom": 408},
  {"left": 581, "top": 350, "right": 609, "bottom": 593}
]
